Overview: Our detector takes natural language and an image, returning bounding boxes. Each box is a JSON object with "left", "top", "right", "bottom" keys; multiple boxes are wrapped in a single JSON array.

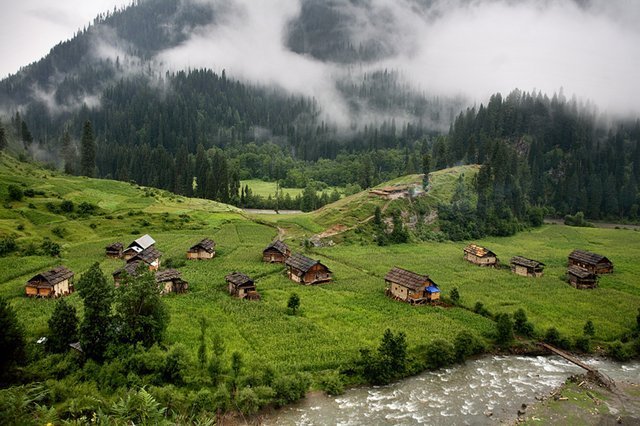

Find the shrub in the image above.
[
  {"left": 212, "top": 384, "right": 231, "bottom": 413},
  {"left": 41, "top": 238, "right": 61, "bottom": 257},
  {"left": 544, "top": 327, "right": 561, "bottom": 346},
  {"left": 77, "top": 202, "right": 97, "bottom": 216},
  {"left": 495, "top": 313, "right": 514, "bottom": 346},
  {"left": 513, "top": 308, "right": 535, "bottom": 337},
  {"left": 453, "top": 330, "right": 485, "bottom": 363},
  {"left": 574, "top": 336, "right": 591, "bottom": 353},
  {"left": 7, "top": 185, "right": 23, "bottom": 201},
  {"left": 272, "top": 373, "right": 310, "bottom": 407},
  {"left": 473, "top": 301, "right": 491, "bottom": 317},
  {"left": 449, "top": 287, "right": 460, "bottom": 305},
  {"left": 583, "top": 320, "right": 595, "bottom": 337},
  {"left": 163, "top": 344, "right": 190, "bottom": 385},
  {"left": 424, "top": 339, "right": 454, "bottom": 369},
  {"left": 59, "top": 200, "right": 74, "bottom": 213},
  {"left": 608, "top": 341, "right": 634, "bottom": 362},
  {"left": 191, "top": 388, "right": 215, "bottom": 414},
  {"left": 51, "top": 226, "right": 67, "bottom": 239},
  {"left": 235, "top": 387, "right": 260, "bottom": 415},
  {"left": 0, "top": 235, "right": 18, "bottom": 257},
  {"left": 319, "top": 370, "right": 345, "bottom": 396}
]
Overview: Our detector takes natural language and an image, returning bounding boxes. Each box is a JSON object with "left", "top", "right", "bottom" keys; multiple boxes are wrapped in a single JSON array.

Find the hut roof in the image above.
[
  {"left": 569, "top": 250, "right": 610, "bottom": 266},
  {"left": 285, "top": 253, "right": 330, "bottom": 273},
  {"left": 464, "top": 244, "right": 496, "bottom": 258},
  {"left": 129, "top": 246, "right": 162, "bottom": 265},
  {"left": 128, "top": 234, "right": 155, "bottom": 250},
  {"left": 225, "top": 272, "right": 254, "bottom": 287},
  {"left": 567, "top": 265, "right": 596, "bottom": 279},
  {"left": 510, "top": 256, "right": 545, "bottom": 268},
  {"left": 384, "top": 267, "right": 431, "bottom": 291},
  {"left": 113, "top": 260, "right": 144, "bottom": 277},
  {"left": 155, "top": 269, "right": 182, "bottom": 283},
  {"left": 28, "top": 266, "right": 74, "bottom": 286},
  {"left": 264, "top": 240, "right": 289, "bottom": 255},
  {"left": 106, "top": 242, "right": 123, "bottom": 250},
  {"left": 190, "top": 238, "right": 216, "bottom": 253}
]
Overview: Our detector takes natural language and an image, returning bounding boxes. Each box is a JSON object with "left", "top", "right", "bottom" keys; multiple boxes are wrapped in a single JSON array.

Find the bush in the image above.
[
  {"left": 453, "top": 330, "right": 485, "bottom": 362},
  {"left": 449, "top": 288, "right": 460, "bottom": 305},
  {"left": 7, "top": 185, "right": 23, "bottom": 201},
  {"left": 59, "top": 200, "right": 74, "bottom": 213},
  {"left": 608, "top": 341, "right": 634, "bottom": 362},
  {"left": 544, "top": 327, "right": 561, "bottom": 346},
  {"left": 162, "top": 345, "right": 190, "bottom": 385},
  {"left": 235, "top": 387, "right": 260, "bottom": 415},
  {"left": 564, "top": 212, "right": 593, "bottom": 227},
  {"left": 212, "top": 384, "right": 231, "bottom": 412},
  {"left": 77, "top": 202, "right": 97, "bottom": 216},
  {"left": 473, "top": 301, "right": 491, "bottom": 317},
  {"left": 272, "top": 373, "right": 310, "bottom": 407},
  {"left": 191, "top": 388, "right": 215, "bottom": 414},
  {"left": 495, "top": 313, "right": 514, "bottom": 346},
  {"left": 51, "top": 226, "right": 67, "bottom": 239},
  {"left": 41, "top": 238, "right": 61, "bottom": 257},
  {"left": 0, "top": 235, "right": 18, "bottom": 257},
  {"left": 319, "top": 370, "right": 345, "bottom": 396},
  {"left": 424, "top": 339, "right": 454, "bottom": 369},
  {"left": 513, "top": 308, "right": 535, "bottom": 337},
  {"left": 574, "top": 336, "right": 591, "bottom": 353}
]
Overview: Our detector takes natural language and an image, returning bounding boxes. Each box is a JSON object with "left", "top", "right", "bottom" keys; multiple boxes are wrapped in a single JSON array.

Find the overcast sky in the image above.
[
  {"left": 2, "top": 0, "right": 640, "bottom": 119},
  {"left": 0, "top": 0, "right": 130, "bottom": 79}
]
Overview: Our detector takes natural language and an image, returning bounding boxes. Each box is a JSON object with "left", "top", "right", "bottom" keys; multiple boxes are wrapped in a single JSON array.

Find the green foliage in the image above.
[
  {"left": 287, "top": 293, "right": 300, "bottom": 315},
  {"left": 449, "top": 287, "right": 460, "bottom": 305},
  {"left": 564, "top": 212, "right": 593, "bottom": 227},
  {"left": 513, "top": 308, "right": 535, "bottom": 338},
  {"left": 162, "top": 344, "right": 190, "bottom": 385},
  {"left": 197, "top": 317, "right": 208, "bottom": 368},
  {"left": 0, "top": 297, "right": 26, "bottom": 383},
  {"left": 7, "top": 185, "right": 23, "bottom": 201},
  {"left": 495, "top": 313, "right": 514, "bottom": 346},
  {"left": 114, "top": 268, "right": 169, "bottom": 348},
  {"left": 40, "top": 237, "right": 61, "bottom": 257},
  {"left": 360, "top": 329, "right": 407, "bottom": 385},
  {"left": 80, "top": 121, "right": 96, "bottom": 177},
  {"left": 574, "top": 336, "right": 592, "bottom": 353},
  {"left": 110, "top": 387, "right": 167, "bottom": 425},
  {"left": 59, "top": 200, "right": 74, "bottom": 213},
  {"left": 272, "top": 373, "right": 310, "bottom": 407},
  {"left": 319, "top": 370, "right": 345, "bottom": 396},
  {"left": 473, "top": 301, "right": 491, "bottom": 317},
  {"left": 583, "top": 320, "right": 595, "bottom": 337},
  {"left": 51, "top": 226, "right": 68, "bottom": 239},
  {"left": 453, "top": 330, "right": 485, "bottom": 363},
  {"left": 389, "top": 211, "right": 409, "bottom": 244},
  {"left": 77, "top": 263, "right": 114, "bottom": 361},
  {"left": 424, "top": 338, "right": 455, "bottom": 369},
  {"left": 235, "top": 387, "right": 260, "bottom": 415},
  {"left": 47, "top": 298, "right": 79, "bottom": 353},
  {"left": 0, "top": 384, "right": 49, "bottom": 425},
  {"left": 0, "top": 235, "right": 18, "bottom": 257},
  {"left": 607, "top": 341, "right": 634, "bottom": 362}
]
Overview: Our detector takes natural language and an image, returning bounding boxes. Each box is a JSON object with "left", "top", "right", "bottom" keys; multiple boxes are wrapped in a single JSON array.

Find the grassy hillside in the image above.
[{"left": 1, "top": 155, "right": 639, "bottom": 379}]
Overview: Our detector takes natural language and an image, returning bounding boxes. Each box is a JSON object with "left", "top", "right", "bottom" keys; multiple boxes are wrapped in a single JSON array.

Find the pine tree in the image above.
[
  {"left": 77, "top": 263, "right": 113, "bottom": 361},
  {"left": 21, "top": 121, "right": 33, "bottom": 146},
  {"left": 80, "top": 121, "right": 96, "bottom": 177},
  {"left": 47, "top": 298, "right": 79, "bottom": 352},
  {"left": 61, "top": 129, "right": 76, "bottom": 175},
  {"left": 287, "top": 293, "right": 300, "bottom": 315},
  {"left": 0, "top": 124, "right": 7, "bottom": 151},
  {"left": 0, "top": 297, "right": 26, "bottom": 383}
]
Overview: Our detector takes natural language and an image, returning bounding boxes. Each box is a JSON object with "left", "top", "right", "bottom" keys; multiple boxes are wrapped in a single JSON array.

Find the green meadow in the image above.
[{"left": 1, "top": 153, "right": 640, "bottom": 378}]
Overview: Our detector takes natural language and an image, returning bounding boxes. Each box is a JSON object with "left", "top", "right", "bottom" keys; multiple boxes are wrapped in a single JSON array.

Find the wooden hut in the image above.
[
  {"left": 510, "top": 256, "right": 545, "bottom": 277},
  {"left": 568, "top": 250, "right": 613, "bottom": 274},
  {"left": 463, "top": 244, "right": 498, "bottom": 267},
  {"left": 123, "top": 234, "right": 156, "bottom": 260},
  {"left": 262, "top": 240, "right": 291, "bottom": 263},
  {"left": 225, "top": 272, "right": 260, "bottom": 300},
  {"left": 155, "top": 269, "right": 189, "bottom": 294},
  {"left": 105, "top": 242, "right": 123, "bottom": 258},
  {"left": 384, "top": 267, "right": 440, "bottom": 304},
  {"left": 26, "top": 266, "right": 74, "bottom": 298},
  {"left": 285, "top": 253, "right": 332, "bottom": 285},
  {"left": 567, "top": 265, "right": 598, "bottom": 289},
  {"left": 112, "top": 260, "right": 144, "bottom": 286},
  {"left": 187, "top": 238, "right": 216, "bottom": 260},
  {"left": 128, "top": 246, "right": 162, "bottom": 271}
]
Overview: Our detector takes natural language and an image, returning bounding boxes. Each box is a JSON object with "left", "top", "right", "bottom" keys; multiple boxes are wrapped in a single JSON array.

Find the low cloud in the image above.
[{"left": 156, "top": 0, "right": 640, "bottom": 122}]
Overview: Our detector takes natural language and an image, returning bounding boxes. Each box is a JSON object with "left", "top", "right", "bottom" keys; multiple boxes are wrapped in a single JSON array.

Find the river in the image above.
[{"left": 265, "top": 355, "right": 640, "bottom": 425}]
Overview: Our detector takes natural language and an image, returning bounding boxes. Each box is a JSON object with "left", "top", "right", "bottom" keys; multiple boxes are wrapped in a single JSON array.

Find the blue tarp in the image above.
[{"left": 425, "top": 285, "right": 440, "bottom": 293}]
